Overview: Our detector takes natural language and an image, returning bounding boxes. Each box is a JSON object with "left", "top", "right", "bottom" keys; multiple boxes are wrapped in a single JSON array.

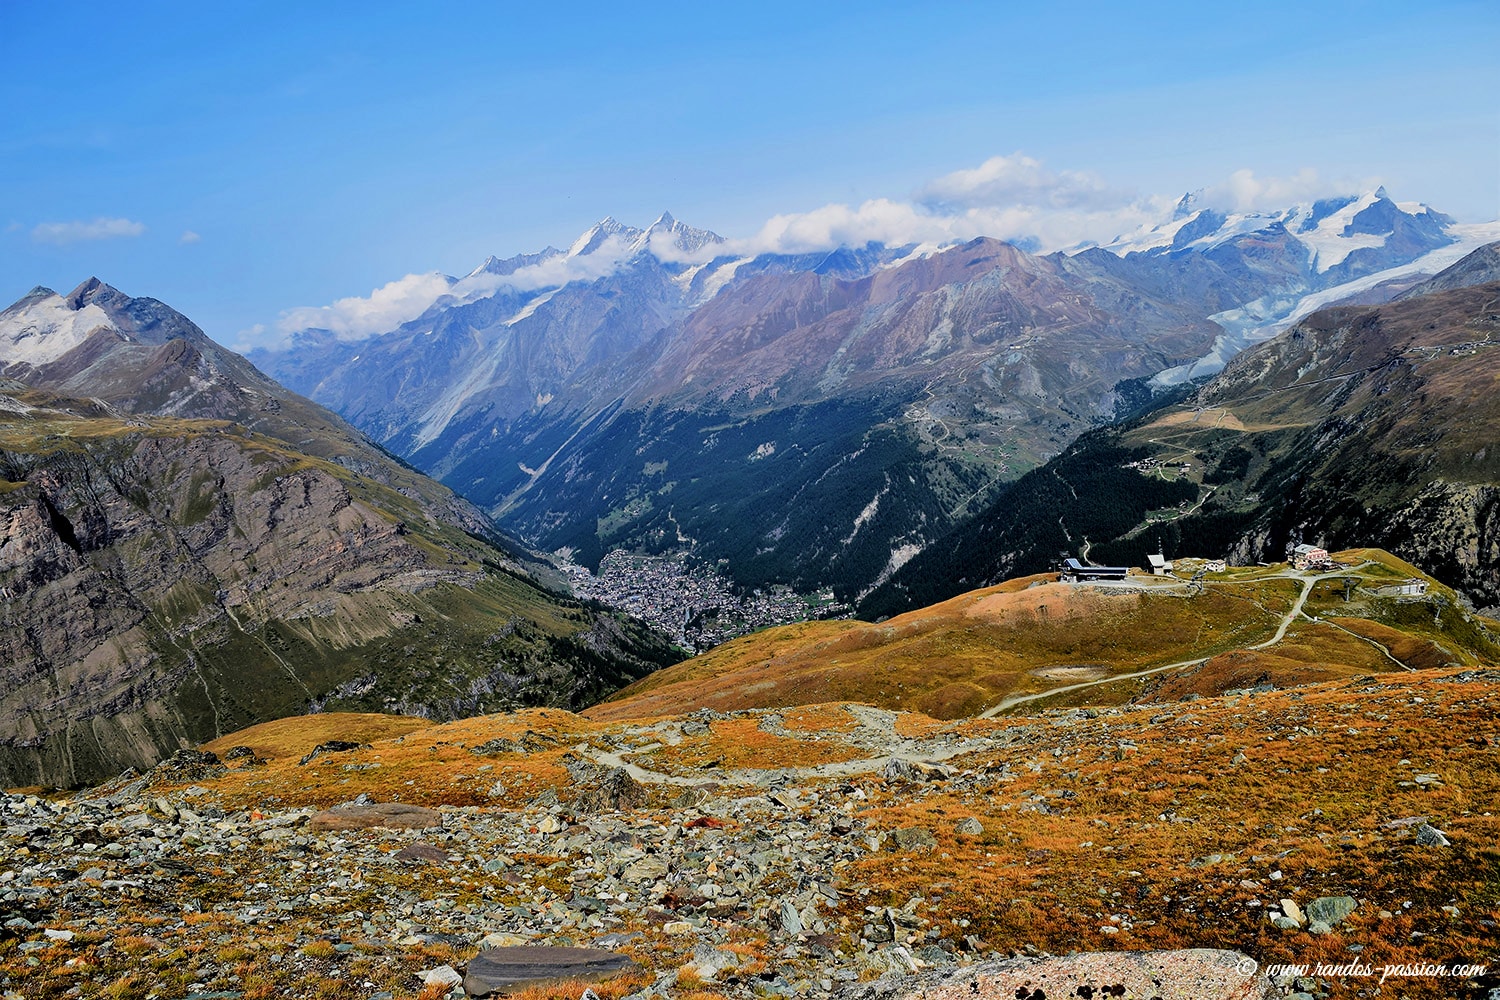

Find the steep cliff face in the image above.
[
  {"left": 0, "top": 412, "right": 677, "bottom": 788},
  {"left": 0, "top": 281, "right": 681, "bottom": 788}
]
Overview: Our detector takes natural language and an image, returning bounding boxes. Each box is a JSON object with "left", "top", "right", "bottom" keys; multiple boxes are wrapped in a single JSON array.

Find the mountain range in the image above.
[
  {"left": 250, "top": 189, "right": 1494, "bottom": 605},
  {"left": 0, "top": 280, "right": 678, "bottom": 787},
  {"left": 861, "top": 240, "right": 1500, "bottom": 618}
]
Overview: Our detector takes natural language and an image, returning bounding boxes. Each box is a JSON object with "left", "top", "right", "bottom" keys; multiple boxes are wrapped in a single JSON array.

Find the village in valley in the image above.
[{"left": 555, "top": 549, "right": 851, "bottom": 651}]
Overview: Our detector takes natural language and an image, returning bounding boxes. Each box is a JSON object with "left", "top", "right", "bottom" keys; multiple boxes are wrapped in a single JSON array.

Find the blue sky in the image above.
[{"left": 3, "top": 1, "right": 1497, "bottom": 344}]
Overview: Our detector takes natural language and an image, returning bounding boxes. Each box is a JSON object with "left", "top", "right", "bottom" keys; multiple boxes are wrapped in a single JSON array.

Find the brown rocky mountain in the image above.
[{"left": 0, "top": 281, "right": 679, "bottom": 788}]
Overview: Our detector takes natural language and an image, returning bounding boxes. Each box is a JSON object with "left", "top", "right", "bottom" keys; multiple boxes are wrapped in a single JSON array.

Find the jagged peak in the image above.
[
  {"left": 1172, "top": 190, "right": 1203, "bottom": 220},
  {"left": 64, "top": 277, "right": 127, "bottom": 311}
]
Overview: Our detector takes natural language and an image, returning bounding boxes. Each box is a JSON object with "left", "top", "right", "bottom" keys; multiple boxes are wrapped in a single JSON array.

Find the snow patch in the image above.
[{"left": 0, "top": 297, "right": 117, "bottom": 367}]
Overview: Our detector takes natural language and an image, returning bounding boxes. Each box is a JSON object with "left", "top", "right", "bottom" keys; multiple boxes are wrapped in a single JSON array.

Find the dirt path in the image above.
[{"left": 582, "top": 703, "right": 998, "bottom": 786}]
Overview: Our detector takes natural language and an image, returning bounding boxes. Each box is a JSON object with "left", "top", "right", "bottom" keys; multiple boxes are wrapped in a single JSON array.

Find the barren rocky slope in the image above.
[
  {"left": 3, "top": 665, "right": 1496, "bottom": 999},
  {"left": 0, "top": 282, "right": 679, "bottom": 788}
]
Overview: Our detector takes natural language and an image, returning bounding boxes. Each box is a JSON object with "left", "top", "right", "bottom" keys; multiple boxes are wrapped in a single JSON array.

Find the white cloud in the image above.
[
  {"left": 273, "top": 272, "right": 458, "bottom": 341},
  {"left": 31, "top": 217, "right": 146, "bottom": 245},
  {"left": 179, "top": 229, "right": 202, "bottom": 244},
  {"left": 259, "top": 231, "right": 668, "bottom": 347},
  {"left": 735, "top": 190, "right": 1175, "bottom": 257},
  {"left": 1197, "top": 167, "right": 1381, "bottom": 213},
  {"left": 919, "top": 153, "right": 1127, "bottom": 212},
  {"left": 734, "top": 158, "right": 1390, "bottom": 257}
]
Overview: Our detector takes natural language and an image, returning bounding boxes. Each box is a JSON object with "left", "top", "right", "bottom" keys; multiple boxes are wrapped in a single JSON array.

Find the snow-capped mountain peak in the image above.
[
  {"left": 636, "top": 212, "right": 724, "bottom": 257},
  {"left": 567, "top": 216, "right": 646, "bottom": 258},
  {"left": 0, "top": 278, "right": 123, "bottom": 368}
]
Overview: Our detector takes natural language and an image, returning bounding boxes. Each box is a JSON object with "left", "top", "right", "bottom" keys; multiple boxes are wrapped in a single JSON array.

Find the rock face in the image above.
[
  {"left": 0, "top": 281, "right": 681, "bottom": 787},
  {"left": 308, "top": 803, "right": 444, "bottom": 832}
]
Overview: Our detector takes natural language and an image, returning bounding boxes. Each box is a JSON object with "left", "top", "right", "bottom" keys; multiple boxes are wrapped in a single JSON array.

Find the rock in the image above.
[
  {"left": 298, "top": 740, "right": 366, "bottom": 766},
  {"left": 572, "top": 766, "right": 647, "bottom": 814},
  {"left": 536, "top": 815, "right": 564, "bottom": 834},
  {"left": 146, "top": 749, "right": 226, "bottom": 786},
  {"left": 885, "top": 948, "right": 1267, "bottom": 1000},
  {"left": 689, "top": 943, "right": 741, "bottom": 980},
  {"left": 1414, "top": 823, "right": 1451, "bottom": 846},
  {"left": 461, "top": 946, "right": 638, "bottom": 997},
  {"left": 478, "top": 932, "right": 533, "bottom": 948},
  {"left": 393, "top": 843, "right": 452, "bottom": 864},
  {"left": 662, "top": 921, "right": 696, "bottom": 935},
  {"left": 307, "top": 803, "right": 443, "bottom": 832},
  {"left": 1306, "top": 896, "right": 1357, "bottom": 928},
  {"left": 622, "top": 856, "right": 668, "bottom": 883},
  {"left": 421, "top": 965, "right": 463, "bottom": 988},
  {"left": 883, "top": 758, "right": 953, "bottom": 783},
  {"left": 470, "top": 738, "right": 522, "bottom": 756},
  {"left": 887, "top": 827, "right": 938, "bottom": 852},
  {"left": 1279, "top": 899, "right": 1305, "bottom": 926},
  {"left": 780, "top": 899, "right": 804, "bottom": 936},
  {"left": 955, "top": 817, "right": 984, "bottom": 836}
]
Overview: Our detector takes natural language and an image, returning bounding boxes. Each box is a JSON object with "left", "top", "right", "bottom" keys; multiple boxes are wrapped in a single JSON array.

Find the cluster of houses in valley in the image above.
[{"left": 556, "top": 549, "right": 849, "bottom": 650}]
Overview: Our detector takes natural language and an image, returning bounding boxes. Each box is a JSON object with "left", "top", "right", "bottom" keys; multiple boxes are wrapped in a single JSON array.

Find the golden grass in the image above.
[
  {"left": 626, "top": 717, "right": 868, "bottom": 775},
  {"left": 25, "top": 659, "right": 1497, "bottom": 1000},
  {"left": 185, "top": 709, "right": 594, "bottom": 810},
  {"left": 202, "top": 712, "right": 433, "bottom": 761}
]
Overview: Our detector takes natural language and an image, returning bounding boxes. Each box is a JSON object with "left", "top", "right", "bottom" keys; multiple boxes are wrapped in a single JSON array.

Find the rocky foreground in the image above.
[{"left": 3, "top": 668, "right": 1499, "bottom": 1000}]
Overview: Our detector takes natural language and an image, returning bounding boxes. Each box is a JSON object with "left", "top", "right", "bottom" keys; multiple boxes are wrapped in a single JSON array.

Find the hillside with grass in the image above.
[{"left": 588, "top": 549, "right": 1499, "bottom": 724}]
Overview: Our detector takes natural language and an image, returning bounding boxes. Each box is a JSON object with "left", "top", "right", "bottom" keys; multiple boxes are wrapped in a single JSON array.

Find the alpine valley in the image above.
[{"left": 250, "top": 192, "right": 1496, "bottom": 608}]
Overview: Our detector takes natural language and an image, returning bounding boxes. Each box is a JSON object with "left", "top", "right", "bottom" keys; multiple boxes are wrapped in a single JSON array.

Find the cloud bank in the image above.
[
  {"left": 736, "top": 157, "right": 1377, "bottom": 256},
  {"left": 31, "top": 217, "right": 146, "bottom": 245}
]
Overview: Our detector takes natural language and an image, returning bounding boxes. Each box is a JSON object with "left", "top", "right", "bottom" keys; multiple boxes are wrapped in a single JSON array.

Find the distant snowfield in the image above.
[
  {"left": 1149, "top": 221, "right": 1500, "bottom": 386},
  {"left": 0, "top": 296, "right": 117, "bottom": 367}
]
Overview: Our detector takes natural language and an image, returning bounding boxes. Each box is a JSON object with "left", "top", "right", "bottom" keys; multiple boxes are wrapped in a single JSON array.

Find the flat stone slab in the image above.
[
  {"left": 393, "top": 842, "right": 452, "bottom": 863},
  {"left": 464, "top": 946, "right": 640, "bottom": 997},
  {"left": 905, "top": 948, "right": 1267, "bottom": 1000},
  {"left": 308, "top": 803, "right": 443, "bottom": 832}
]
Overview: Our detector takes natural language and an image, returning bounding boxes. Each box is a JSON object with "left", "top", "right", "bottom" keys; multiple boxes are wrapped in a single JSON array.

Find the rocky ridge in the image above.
[{"left": 0, "top": 282, "right": 680, "bottom": 788}]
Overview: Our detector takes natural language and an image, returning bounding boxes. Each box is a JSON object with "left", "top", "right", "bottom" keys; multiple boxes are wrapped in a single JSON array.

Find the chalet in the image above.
[
  {"left": 1205, "top": 559, "right": 1227, "bottom": 573},
  {"left": 1147, "top": 553, "right": 1173, "bottom": 576},
  {"left": 1060, "top": 557, "right": 1130, "bottom": 583},
  {"left": 1292, "top": 543, "right": 1329, "bottom": 570}
]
